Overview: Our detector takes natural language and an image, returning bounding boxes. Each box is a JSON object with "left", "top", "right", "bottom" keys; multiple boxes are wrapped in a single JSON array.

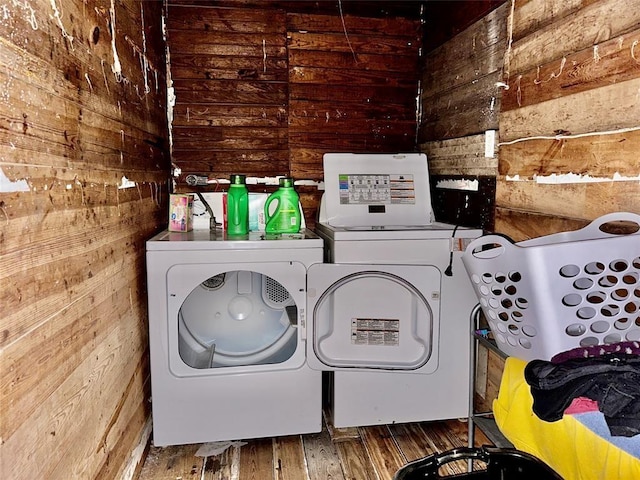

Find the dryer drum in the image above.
[
  {"left": 262, "top": 275, "right": 292, "bottom": 308},
  {"left": 178, "top": 270, "right": 298, "bottom": 369}
]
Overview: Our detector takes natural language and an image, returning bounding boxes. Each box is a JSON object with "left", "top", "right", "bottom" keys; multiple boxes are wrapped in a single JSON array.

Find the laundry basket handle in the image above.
[
  {"left": 577, "top": 212, "right": 640, "bottom": 238},
  {"left": 464, "top": 234, "right": 513, "bottom": 260}
]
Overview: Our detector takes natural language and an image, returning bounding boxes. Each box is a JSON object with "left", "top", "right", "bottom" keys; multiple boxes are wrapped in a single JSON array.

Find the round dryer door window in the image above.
[{"left": 178, "top": 270, "right": 298, "bottom": 369}]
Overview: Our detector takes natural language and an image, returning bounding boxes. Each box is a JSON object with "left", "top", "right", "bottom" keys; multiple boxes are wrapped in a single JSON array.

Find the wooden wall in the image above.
[
  {"left": 287, "top": 12, "right": 421, "bottom": 180},
  {"left": 166, "top": 1, "right": 422, "bottom": 228},
  {"left": 420, "top": 0, "right": 640, "bottom": 237},
  {"left": 419, "top": 2, "right": 509, "bottom": 230},
  {"left": 0, "top": 1, "right": 169, "bottom": 479},
  {"left": 497, "top": 0, "right": 640, "bottom": 240},
  {"left": 167, "top": 4, "right": 290, "bottom": 178}
]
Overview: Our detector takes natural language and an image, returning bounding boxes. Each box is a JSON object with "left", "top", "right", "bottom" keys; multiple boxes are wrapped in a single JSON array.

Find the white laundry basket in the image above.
[{"left": 462, "top": 212, "right": 640, "bottom": 361}]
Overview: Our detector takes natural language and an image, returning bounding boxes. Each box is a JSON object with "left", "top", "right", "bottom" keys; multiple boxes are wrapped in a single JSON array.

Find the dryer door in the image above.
[{"left": 306, "top": 264, "right": 441, "bottom": 373}]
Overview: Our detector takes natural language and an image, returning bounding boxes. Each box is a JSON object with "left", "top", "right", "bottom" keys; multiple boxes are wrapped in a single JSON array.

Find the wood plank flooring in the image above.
[{"left": 137, "top": 418, "right": 492, "bottom": 480}]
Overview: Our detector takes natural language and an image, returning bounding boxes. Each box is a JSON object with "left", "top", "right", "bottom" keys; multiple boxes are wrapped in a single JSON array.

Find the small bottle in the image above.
[
  {"left": 264, "top": 177, "right": 302, "bottom": 234},
  {"left": 226, "top": 174, "right": 249, "bottom": 236}
]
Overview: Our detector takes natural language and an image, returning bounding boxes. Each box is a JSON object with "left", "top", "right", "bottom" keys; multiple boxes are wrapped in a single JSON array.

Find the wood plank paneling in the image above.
[
  {"left": 510, "top": 0, "right": 597, "bottom": 42},
  {"left": 192, "top": 0, "right": 425, "bottom": 21},
  {"left": 0, "top": 0, "right": 169, "bottom": 479},
  {"left": 500, "top": 77, "right": 640, "bottom": 141},
  {"left": 496, "top": 180, "right": 640, "bottom": 220},
  {"left": 497, "top": 0, "right": 640, "bottom": 239},
  {"left": 419, "top": 2, "right": 508, "bottom": 143},
  {"left": 506, "top": 0, "right": 640, "bottom": 76},
  {"left": 494, "top": 207, "right": 589, "bottom": 242},
  {"left": 287, "top": 12, "right": 420, "bottom": 37},
  {"left": 287, "top": 12, "right": 422, "bottom": 183},
  {"left": 423, "top": 0, "right": 506, "bottom": 51},
  {"left": 499, "top": 129, "right": 640, "bottom": 177},
  {"left": 420, "top": 133, "right": 498, "bottom": 177},
  {"left": 418, "top": 3, "right": 507, "bottom": 230},
  {"left": 474, "top": 345, "right": 506, "bottom": 415},
  {"left": 502, "top": 29, "right": 640, "bottom": 112},
  {"left": 167, "top": 3, "right": 289, "bottom": 184},
  {"left": 422, "top": 5, "right": 508, "bottom": 95},
  {"left": 139, "top": 419, "right": 490, "bottom": 480},
  {"left": 171, "top": 149, "right": 289, "bottom": 177},
  {"left": 420, "top": 72, "right": 503, "bottom": 141}
]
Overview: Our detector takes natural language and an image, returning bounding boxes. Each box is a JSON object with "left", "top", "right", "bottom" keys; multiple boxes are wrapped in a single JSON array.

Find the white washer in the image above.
[
  {"left": 146, "top": 230, "right": 323, "bottom": 446},
  {"left": 309, "top": 153, "right": 483, "bottom": 428}
]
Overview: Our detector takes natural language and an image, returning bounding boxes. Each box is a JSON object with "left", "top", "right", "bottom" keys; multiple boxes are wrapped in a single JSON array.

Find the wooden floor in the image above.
[{"left": 137, "top": 418, "right": 492, "bottom": 480}]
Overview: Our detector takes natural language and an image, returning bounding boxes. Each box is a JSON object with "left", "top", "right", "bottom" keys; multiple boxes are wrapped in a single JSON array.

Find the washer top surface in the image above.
[
  {"left": 147, "top": 228, "right": 323, "bottom": 251},
  {"left": 315, "top": 221, "right": 482, "bottom": 241}
]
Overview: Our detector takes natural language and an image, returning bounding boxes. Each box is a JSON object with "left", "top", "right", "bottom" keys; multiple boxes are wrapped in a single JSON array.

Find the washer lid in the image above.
[
  {"left": 306, "top": 263, "right": 441, "bottom": 373},
  {"left": 321, "top": 153, "right": 434, "bottom": 228}
]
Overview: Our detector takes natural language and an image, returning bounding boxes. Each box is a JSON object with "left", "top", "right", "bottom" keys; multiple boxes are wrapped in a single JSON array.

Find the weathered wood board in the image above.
[
  {"left": 0, "top": 1, "right": 169, "bottom": 479},
  {"left": 496, "top": 0, "right": 640, "bottom": 238},
  {"left": 506, "top": 0, "right": 640, "bottom": 76},
  {"left": 287, "top": 12, "right": 421, "bottom": 183},
  {"left": 419, "top": 3, "right": 507, "bottom": 229},
  {"left": 138, "top": 418, "right": 486, "bottom": 480},
  {"left": 419, "top": 2, "right": 509, "bottom": 143},
  {"left": 167, "top": 3, "right": 289, "bottom": 184}
]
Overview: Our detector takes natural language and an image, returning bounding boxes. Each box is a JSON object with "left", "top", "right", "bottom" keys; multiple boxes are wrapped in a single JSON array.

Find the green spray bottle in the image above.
[
  {"left": 264, "top": 177, "right": 302, "bottom": 234},
  {"left": 226, "top": 174, "right": 249, "bottom": 235}
]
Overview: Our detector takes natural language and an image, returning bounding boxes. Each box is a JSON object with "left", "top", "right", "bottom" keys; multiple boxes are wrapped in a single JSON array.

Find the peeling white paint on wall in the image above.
[
  {"left": 110, "top": 0, "right": 122, "bottom": 79},
  {"left": 49, "top": 0, "right": 73, "bottom": 47},
  {"left": 124, "top": 29, "right": 159, "bottom": 95},
  {"left": 0, "top": 167, "right": 29, "bottom": 192},
  {"left": 163, "top": 12, "right": 175, "bottom": 153},
  {"left": 7, "top": 0, "right": 39, "bottom": 30},
  {"left": 140, "top": 2, "right": 149, "bottom": 94},
  {"left": 506, "top": 172, "right": 640, "bottom": 183},
  {"left": 535, "top": 172, "right": 640, "bottom": 184},
  {"left": 118, "top": 176, "right": 136, "bottom": 189},
  {"left": 436, "top": 179, "right": 479, "bottom": 191}
]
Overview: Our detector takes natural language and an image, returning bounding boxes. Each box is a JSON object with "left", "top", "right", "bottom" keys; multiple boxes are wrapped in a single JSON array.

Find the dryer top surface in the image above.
[{"left": 147, "top": 228, "right": 323, "bottom": 251}]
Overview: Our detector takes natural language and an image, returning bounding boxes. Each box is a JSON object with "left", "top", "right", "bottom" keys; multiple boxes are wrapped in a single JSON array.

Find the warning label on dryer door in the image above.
[{"left": 351, "top": 318, "right": 399, "bottom": 346}]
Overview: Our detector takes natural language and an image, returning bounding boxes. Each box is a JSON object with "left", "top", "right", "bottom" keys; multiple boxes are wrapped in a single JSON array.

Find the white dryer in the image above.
[
  {"left": 146, "top": 230, "right": 323, "bottom": 446},
  {"left": 309, "top": 153, "right": 483, "bottom": 428}
]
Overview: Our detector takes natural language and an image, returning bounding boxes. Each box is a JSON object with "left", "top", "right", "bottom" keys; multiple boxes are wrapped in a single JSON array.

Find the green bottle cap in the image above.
[
  {"left": 230, "top": 174, "right": 246, "bottom": 185},
  {"left": 279, "top": 177, "right": 294, "bottom": 187}
]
